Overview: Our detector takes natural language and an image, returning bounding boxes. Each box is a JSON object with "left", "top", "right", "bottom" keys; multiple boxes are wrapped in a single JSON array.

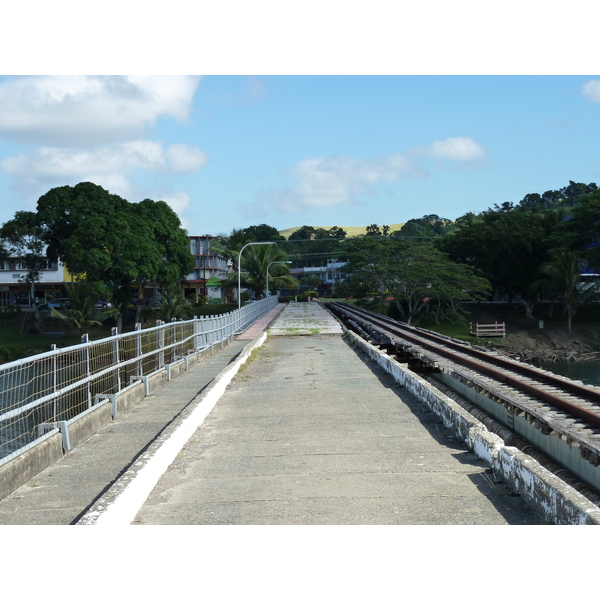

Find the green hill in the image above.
[{"left": 278, "top": 223, "right": 405, "bottom": 239}]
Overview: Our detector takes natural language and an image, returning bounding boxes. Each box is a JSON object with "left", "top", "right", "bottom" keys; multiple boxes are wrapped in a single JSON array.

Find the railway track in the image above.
[{"left": 326, "top": 302, "right": 600, "bottom": 497}]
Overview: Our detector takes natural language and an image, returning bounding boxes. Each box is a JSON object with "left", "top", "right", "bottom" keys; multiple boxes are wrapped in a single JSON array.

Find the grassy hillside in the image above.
[{"left": 278, "top": 223, "right": 405, "bottom": 238}]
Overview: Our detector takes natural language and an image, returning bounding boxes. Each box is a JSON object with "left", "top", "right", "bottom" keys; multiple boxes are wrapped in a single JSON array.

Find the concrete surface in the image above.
[
  {"left": 130, "top": 308, "right": 539, "bottom": 525},
  {"left": 0, "top": 339, "right": 255, "bottom": 525},
  {"left": 0, "top": 302, "right": 543, "bottom": 525}
]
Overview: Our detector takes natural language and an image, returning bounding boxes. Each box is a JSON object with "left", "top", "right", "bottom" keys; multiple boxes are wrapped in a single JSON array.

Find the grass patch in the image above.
[{"left": 237, "top": 346, "right": 264, "bottom": 374}]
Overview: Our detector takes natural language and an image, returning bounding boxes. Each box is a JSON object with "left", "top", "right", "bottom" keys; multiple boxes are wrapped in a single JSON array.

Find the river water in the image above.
[{"left": 533, "top": 360, "right": 600, "bottom": 387}]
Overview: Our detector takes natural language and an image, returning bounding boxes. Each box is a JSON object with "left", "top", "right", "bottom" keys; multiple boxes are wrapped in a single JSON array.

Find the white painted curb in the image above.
[{"left": 78, "top": 332, "right": 268, "bottom": 525}]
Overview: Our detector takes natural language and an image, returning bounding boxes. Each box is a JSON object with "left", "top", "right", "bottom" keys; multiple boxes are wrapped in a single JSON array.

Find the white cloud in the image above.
[
  {"left": 0, "top": 141, "right": 207, "bottom": 179},
  {"left": 0, "top": 75, "right": 207, "bottom": 225},
  {"left": 265, "top": 153, "right": 423, "bottom": 213},
  {"left": 0, "top": 75, "right": 201, "bottom": 145},
  {"left": 582, "top": 80, "right": 600, "bottom": 103},
  {"left": 412, "top": 136, "right": 487, "bottom": 161},
  {"left": 165, "top": 144, "right": 209, "bottom": 172},
  {"left": 259, "top": 137, "right": 487, "bottom": 216},
  {"left": 155, "top": 190, "right": 192, "bottom": 214}
]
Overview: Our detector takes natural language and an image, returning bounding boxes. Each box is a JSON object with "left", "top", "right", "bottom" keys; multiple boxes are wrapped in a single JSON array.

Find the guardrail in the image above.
[
  {"left": 0, "top": 296, "right": 278, "bottom": 467},
  {"left": 469, "top": 322, "right": 506, "bottom": 337}
]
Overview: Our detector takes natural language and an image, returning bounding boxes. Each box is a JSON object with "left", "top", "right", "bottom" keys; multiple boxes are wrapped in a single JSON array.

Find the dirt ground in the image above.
[
  {"left": 492, "top": 328, "right": 600, "bottom": 361},
  {"left": 464, "top": 303, "right": 600, "bottom": 362}
]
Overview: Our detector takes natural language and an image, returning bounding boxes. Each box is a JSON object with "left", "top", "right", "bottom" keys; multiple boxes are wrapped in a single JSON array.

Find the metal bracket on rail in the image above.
[
  {"left": 130, "top": 375, "right": 150, "bottom": 396},
  {"left": 58, "top": 421, "right": 71, "bottom": 451},
  {"left": 175, "top": 355, "right": 189, "bottom": 371},
  {"left": 95, "top": 393, "right": 118, "bottom": 418},
  {"left": 36, "top": 421, "right": 70, "bottom": 451}
]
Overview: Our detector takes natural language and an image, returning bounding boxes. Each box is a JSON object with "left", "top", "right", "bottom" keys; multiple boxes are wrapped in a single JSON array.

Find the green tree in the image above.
[
  {"left": 365, "top": 224, "right": 382, "bottom": 237},
  {"left": 328, "top": 226, "right": 347, "bottom": 239},
  {"left": 242, "top": 224, "right": 285, "bottom": 241},
  {"left": 49, "top": 282, "right": 117, "bottom": 335},
  {"left": 536, "top": 250, "right": 598, "bottom": 338},
  {"left": 156, "top": 296, "right": 194, "bottom": 322},
  {"left": 132, "top": 199, "right": 195, "bottom": 297},
  {"left": 0, "top": 211, "right": 46, "bottom": 313},
  {"left": 286, "top": 225, "right": 347, "bottom": 257},
  {"left": 238, "top": 244, "right": 296, "bottom": 298},
  {"left": 394, "top": 214, "right": 451, "bottom": 239},
  {"left": 299, "top": 273, "right": 322, "bottom": 290},
  {"left": 342, "top": 237, "right": 490, "bottom": 324},
  {"left": 288, "top": 225, "right": 317, "bottom": 241},
  {"left": 36, "top": 183, "right": 194, "bottom": 330},
  {"left": 210, "top": 228, "right": 255, "bottom": 272},
  {"left": 564, "top": 189, "right": 600, "bottom": 271},
  {"left": 382, "top": 243, "right": 490, "bottom": 324},
  {"left": 440, "top": 206, "right": 564, "bottom": 318}
]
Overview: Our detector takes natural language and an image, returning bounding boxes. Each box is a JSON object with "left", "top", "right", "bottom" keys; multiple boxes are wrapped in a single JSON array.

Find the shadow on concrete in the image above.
[{"left": 343, "top": 337, "right": 541, "bottom": 525}]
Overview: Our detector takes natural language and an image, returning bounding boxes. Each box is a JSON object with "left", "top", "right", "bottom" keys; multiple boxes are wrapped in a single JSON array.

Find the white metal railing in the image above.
[{"left": 0, "top": 296, "right": 278, "bottom": 465}]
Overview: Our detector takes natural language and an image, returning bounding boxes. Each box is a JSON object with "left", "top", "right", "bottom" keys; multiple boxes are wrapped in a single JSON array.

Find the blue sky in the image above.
[
  {"left": 1, "top": 75, "right": 599, "bottom": 237},
  {"left": 2, "top": 1, "right": 599, "bottom": 239}
]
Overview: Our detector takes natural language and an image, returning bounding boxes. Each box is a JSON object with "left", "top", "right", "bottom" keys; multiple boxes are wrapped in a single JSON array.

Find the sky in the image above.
[
  {"left": 2, "top": 74, "right": 600, "bottom": 238},
  {"left": 1, "top": 2, "right": 599, "bottom": 244}
]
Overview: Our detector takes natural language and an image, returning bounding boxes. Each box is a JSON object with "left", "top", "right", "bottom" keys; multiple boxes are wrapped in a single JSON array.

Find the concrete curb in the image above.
[
  {"left": 345, "top": 330, "right": 600, "bottom": 525},
  {"left": 76, "top": 332, "right": 268, "bottom": 525}
]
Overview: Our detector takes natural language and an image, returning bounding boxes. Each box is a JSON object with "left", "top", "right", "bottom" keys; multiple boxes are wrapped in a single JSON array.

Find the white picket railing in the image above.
[{"left": 0, "top": 296, "right": 278, "bottom": 466}]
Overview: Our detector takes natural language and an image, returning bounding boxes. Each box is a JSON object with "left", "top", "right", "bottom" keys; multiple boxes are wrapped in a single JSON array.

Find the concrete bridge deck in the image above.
[{"left": 0, "top": 301, "right": 539, "bottom": 525}]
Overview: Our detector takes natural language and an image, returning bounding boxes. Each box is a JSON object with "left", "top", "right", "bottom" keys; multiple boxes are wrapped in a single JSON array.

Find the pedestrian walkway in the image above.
[
  {"left": 0, "top": 302, "right": 541, "bottom": 525},
  {"left": 129, "top": 308, "right": 537, "bottom": 525},
  {"left": 0, "top": 304, "right": 284, "bottom": 525},
  {"left": 266, "top": 300, "right": 344, "bottom": 336}
]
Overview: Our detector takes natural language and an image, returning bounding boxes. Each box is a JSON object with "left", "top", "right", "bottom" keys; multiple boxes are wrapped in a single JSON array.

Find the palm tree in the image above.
[
  {"left": 210, "top": 229, "right": 254, "bottom": 272},
  {"left": 537, "top": 250, "right": 598, "bottom": 338},
  {"left": 220, "top": 244, "right": 296, "bottom": 300},
  {"left": 49, "top": 283, "right": 117, "bottom": 335},
  {"left": 156, "top": 296, "right": 194, "bottom": 322},
  {"left": 243, "top": 244, "right": 297, "bottom": 298}
]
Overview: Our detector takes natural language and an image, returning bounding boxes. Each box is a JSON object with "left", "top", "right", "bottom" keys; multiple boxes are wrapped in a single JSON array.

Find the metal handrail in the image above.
[{"left": 0, "top": 296, "right": 278, "bottom": 462}]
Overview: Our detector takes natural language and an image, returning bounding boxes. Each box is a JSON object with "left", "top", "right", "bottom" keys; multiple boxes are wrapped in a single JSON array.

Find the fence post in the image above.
[
  {"left": 179, "top": 319, "right": 185, "bottom": 355},
  {"left": 156, "top": 320, "right": 164, "bottom": 370},
  {"left": 81, "top": 333, "right": 91, "bottom": 410},
  {"left": 51, "top": 343, "right": 58, "bottom": 421},
  {"left": 111, "top": 327, "right": 120, "bottom": 392},
  {"left": 193, "top": 316, "right": 199, "bottom": 352},
  {"left": 219, "top": 314, "right": 225, "bottom": 348},
  {"left": 135, "top": 323, "right": 142, "bottom": 377}
]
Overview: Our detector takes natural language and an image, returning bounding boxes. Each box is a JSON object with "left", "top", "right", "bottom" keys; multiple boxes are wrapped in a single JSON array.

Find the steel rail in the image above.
[{"left": 329, "top": 302, "right": 600, "bottom": 429}]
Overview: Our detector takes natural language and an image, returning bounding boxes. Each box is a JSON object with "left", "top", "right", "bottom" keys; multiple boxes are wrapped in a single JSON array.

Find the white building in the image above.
[{"left": 0, "top": 257, "right": 67, "bottom": 308}]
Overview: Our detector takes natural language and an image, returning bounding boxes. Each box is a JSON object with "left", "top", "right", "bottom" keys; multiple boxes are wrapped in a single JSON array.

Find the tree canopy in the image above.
[
  {"left": 340, "top": 237, "right": 491, "bottom": 324},
  {"left": 33, "top": 183, "right": 194, "bottom": 308}
]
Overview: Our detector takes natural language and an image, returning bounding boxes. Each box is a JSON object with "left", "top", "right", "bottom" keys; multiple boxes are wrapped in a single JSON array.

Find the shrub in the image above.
[{"left": 0, "top": 304, "right": 21, "bottom": 319}]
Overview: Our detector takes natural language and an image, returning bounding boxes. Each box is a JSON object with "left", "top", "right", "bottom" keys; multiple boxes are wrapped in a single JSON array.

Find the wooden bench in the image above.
[{"left": 469, "top": 322, "right": 505, "bottom": 337}]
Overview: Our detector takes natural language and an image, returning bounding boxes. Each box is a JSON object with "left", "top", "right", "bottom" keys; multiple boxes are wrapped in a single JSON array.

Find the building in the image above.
[
  {"left": 288, "top": 259, "right": 348, "bottom": 297},
  {"left": 184, "top": 235, "right": 230, "bottom": 302},
  {"left": 0, "top": 235, "right": 232, "bottom": 309},
  {"left": 0, "top": 256, "right": 68, "bottom": 308}
]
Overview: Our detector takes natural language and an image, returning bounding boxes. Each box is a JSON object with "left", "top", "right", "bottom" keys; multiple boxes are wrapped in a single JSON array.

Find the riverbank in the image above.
[
  {"left": 462, "top": 302, "right": 600, "bottom": 363},
  {"left": 490, "top": 328, "right": 600, "bottom": 362}
]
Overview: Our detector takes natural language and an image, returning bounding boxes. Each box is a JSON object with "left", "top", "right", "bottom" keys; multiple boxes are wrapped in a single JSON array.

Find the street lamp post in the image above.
[
  {"left": 266, "top": 260, "right": 292, "bottom": 298},
  {"left": 238, "top": 241, "right": 276, "bottom": 309}
]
